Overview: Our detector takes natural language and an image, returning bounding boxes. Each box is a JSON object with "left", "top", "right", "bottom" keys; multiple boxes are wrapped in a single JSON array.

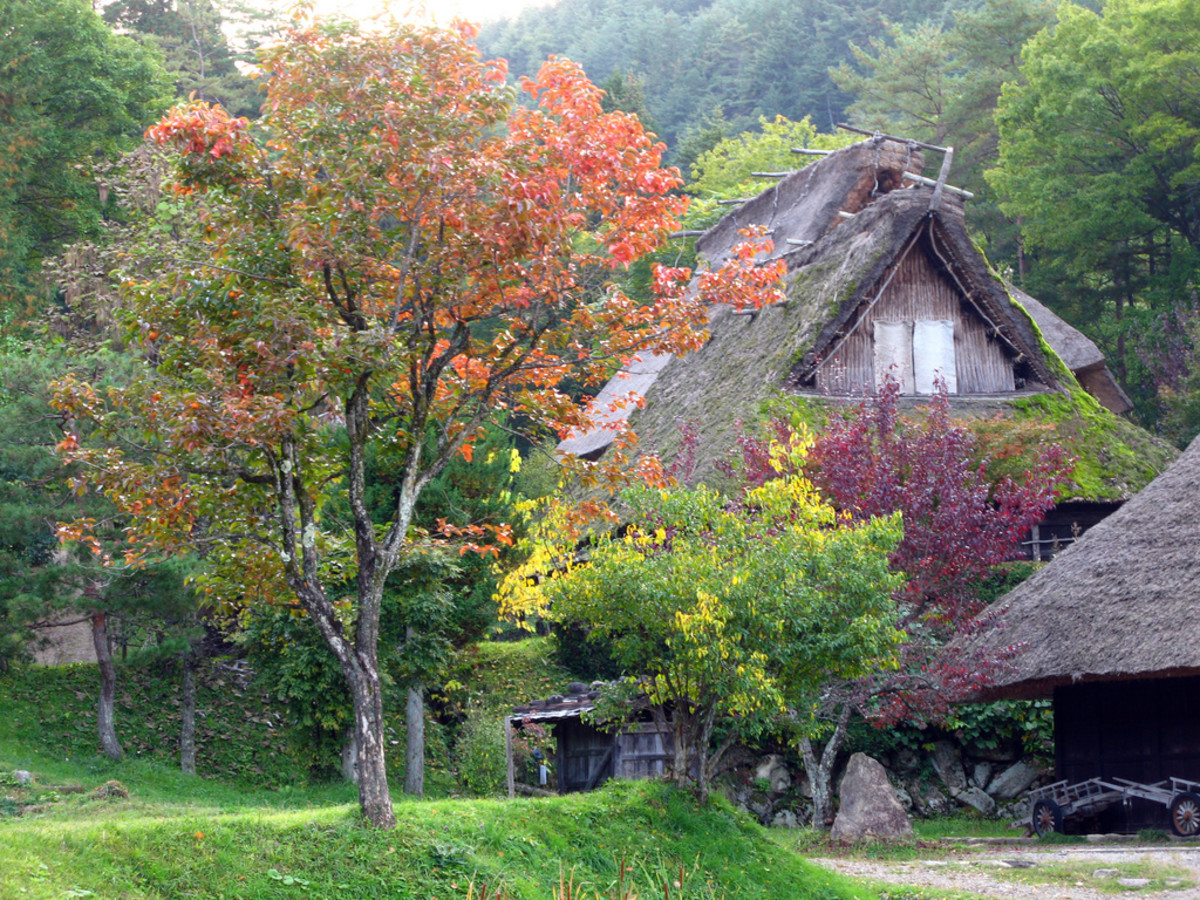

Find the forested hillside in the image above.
[{"left": 477, "top": 0, "right": 972, "bottom": 152}]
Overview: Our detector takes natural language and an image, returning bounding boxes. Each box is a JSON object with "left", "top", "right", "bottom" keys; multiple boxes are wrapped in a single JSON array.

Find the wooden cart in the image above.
[{"left": 1029, "top": 776, "right": 1200, "bottom": 837}]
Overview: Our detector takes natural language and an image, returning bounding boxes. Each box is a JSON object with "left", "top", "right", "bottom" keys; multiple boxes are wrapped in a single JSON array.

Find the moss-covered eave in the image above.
[{"left": 772, "top": 385, "right": 1176, "bottom": 503}]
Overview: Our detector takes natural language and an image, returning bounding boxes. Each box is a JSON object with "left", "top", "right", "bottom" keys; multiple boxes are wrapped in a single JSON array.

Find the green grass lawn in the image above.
[
  {"left": 1, "top": 647, "right": 920, "bottom": 900},
  {"left": 0, "top": 643, "right": 1016, "bottom": 899},
  {"left": 1, "top": 744, "right": 900, "bottom": 900}
]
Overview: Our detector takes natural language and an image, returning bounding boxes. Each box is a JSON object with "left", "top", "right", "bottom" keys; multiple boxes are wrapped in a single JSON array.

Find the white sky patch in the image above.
[{"left": 311, "top": 0, "right": 555, "bottom": 27}]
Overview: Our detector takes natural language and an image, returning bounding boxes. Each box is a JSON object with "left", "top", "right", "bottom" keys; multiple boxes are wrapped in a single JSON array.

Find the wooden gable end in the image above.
[{"left": 813, "top": 229, "right": 1017, "bottom": 396}]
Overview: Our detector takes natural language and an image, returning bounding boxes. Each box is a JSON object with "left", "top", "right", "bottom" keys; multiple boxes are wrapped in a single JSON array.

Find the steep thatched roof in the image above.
[
  {"left": 963, "top": 435, "right": 1200, "bottom": 700},
  {"left": 556, "top": 136, "right": 1172, "bottom": 496}
]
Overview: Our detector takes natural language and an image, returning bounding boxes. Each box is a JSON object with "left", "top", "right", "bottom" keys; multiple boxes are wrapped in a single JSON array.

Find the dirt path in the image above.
[{"left": 810, "top": 845, "right": 1200, "bottom": 899}]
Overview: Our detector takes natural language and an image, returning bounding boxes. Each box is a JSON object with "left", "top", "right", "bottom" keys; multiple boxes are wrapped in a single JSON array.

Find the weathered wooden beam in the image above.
[
  {"left": 837, "top": 210, "right": 856, "bottom": 219},
  {"left": 791, "top": 148, "right": 831, "bottom": 156},
  {"left": 751, "top": 171, "right": 790, "bottom": 178},
  {"left": 584, "top": 745, "right": 614, "bottom": 790},
  {"left": 929, "top": 146, "right": 955, "bottom": 212},
  {"left": 835, "top": 123, "right": 949, "bottom": 154},
  {"left": 786, "top": 238, "right": 814, "bottom": 246},
  {"left": 902, "top": 171, "right": 974, "bottom": 199},
  {"left": 505, "top": 715, "right": 515, "bottom": 800},
  {"left": 669, "top": 230, "right": 706, "bottom": 238}
]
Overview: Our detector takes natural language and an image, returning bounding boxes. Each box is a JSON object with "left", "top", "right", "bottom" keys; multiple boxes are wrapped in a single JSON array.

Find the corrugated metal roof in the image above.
[{"left": 512, "top": 681, "right": 602, "bottom": 722}]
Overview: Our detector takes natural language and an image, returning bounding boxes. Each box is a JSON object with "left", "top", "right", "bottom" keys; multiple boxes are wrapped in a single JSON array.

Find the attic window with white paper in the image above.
[{"left": 873, "top": 320, "right": 957, "bottom": 394}]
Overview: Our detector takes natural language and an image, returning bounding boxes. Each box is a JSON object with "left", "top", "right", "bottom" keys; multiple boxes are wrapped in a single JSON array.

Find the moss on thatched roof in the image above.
[{"left": 962, "top": 435, "right": 1200, "bottom": 700}]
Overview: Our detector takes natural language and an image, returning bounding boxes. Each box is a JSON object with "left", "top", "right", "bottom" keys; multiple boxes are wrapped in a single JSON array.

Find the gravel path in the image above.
[{"left": 810, "top": 845, "right": 1200, "bottom": 899}]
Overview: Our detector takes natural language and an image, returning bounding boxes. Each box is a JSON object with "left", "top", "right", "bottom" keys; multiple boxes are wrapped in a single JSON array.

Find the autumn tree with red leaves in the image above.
[
  {"left": 51, "top": 20, "right": 771, "bottom": 827},
  {"left": 723, "top": 381, "right": 1070, "bottom": 826}
]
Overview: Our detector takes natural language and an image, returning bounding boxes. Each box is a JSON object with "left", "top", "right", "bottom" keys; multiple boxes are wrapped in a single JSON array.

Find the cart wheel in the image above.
[
  {"left": 1032, "top": 798, "right": 1063, "bottom": 836},
  {"left": 1170, "top": 792, "right": 1200, "bottom": 837}
]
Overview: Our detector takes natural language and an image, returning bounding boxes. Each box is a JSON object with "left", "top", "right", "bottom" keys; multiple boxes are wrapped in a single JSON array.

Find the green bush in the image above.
[{"left": 454, "top": 707, "right": 507, "bottom": 796}]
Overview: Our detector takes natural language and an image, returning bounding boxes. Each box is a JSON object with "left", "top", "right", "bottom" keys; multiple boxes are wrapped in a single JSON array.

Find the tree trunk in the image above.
[
  {"left": 341, "top": 727, "right": 359, "bottom": 783},
  {"left": 1016, "top": 225, "right": 1027, "bottom": 283},
  {"left": 180, "top": 651, "right": 196, "bottom": 775},
  {"left": 694, "top": 703, "right": 718, "bottom": 802},
  {"left": 91, "top": 611, "right": 123, "bottom": 761},
  {"left": 799, "top": 703, "right": 853, "bottom": 829},
  {"left": 404, "top": 683, "right": 425, "bottom": 797},
  {"left": 345, "top": 650, "right": 395, "bottom": 828},
  {"left": 670, "top": 705, "right": 693, "bottom": 790}
]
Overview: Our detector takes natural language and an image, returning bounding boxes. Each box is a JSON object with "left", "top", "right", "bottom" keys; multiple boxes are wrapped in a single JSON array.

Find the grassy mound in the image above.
[{"left": 0, "top": 746, "right": 888, "bottom": 900}]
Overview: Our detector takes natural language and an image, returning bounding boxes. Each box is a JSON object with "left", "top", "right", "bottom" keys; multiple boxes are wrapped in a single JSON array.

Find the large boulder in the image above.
[
  {"left": 931, "top": 740, "right": 967, "bottom": 793},
  {"left": 830, "top": 753, "right": 913, "bottom": 842},
  {"left": 972, "top": 762, "right": 993, "bottom": 791},
  {"left": 952, "top": 785, "right": 996, "bottom": 816},
  {"left": 907, "top": 780, "right": 955, "bottom": 817},
  {"left": 772, "top": 808, "right": 801, "bottom": 829},
  {"left": 988, "top": 760, "right": 1041, "bottom": 800}
]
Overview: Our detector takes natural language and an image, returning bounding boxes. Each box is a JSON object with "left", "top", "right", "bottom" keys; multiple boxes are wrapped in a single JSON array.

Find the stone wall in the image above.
[
  {"left": 723, "top": 735, "right": 1048, "bottom": 828},
  {"left": 30, "top": 616, "right": 96, "bottom": 666}
]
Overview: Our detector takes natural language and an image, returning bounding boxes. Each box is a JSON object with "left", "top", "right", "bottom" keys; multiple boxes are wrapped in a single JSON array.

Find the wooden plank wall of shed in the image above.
[
  {"left": 615, "top": 721, "right": 673, "bottom": 780},
  {"left": 815, "top": 240, "right": 1015, "bottom": 395},
  {"left": 1055, "top": 676, "right": 1200, "bottom": 831}
]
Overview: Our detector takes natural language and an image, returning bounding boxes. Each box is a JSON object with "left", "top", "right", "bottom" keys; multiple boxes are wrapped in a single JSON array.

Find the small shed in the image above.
[
  {"left": 505, "top": 682, "right": 672, "bottom": 797},
  {"left": 960, "top": 435, "right": 1200, "bottom": 831}
]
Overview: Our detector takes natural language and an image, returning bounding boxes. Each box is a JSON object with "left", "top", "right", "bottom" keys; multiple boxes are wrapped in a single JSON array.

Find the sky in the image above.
[{"left": 312, "top": 0, "right": 555, "bottom": 26}]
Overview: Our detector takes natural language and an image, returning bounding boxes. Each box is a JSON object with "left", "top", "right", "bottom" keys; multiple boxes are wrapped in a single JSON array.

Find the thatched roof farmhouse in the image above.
[
  {"left": 961, "top": 436, "right": 1200, "bottom": 829},
  {"left": 966, "top": 435, "right": 1200, "bottom": 698},
  {"left": 560, "top": 137, "right": 1174, "bottom": 529}
]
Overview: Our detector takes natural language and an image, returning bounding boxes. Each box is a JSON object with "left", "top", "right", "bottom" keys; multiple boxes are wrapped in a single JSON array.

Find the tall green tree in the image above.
[
  {"left": 0, "top": 345, "right": 201, "bottom": 761},
  {"left": 832, "top": 0, "right": 1055, "bottom": 155},
  {"left": 831, "top": 22, "right": 958, "bottom": 144},
  {"left": 102, "top": 0, "right": 268, "bottom": 118},
  {"left": 0, "top": 0, "right": 169, "bottom": 313},
  {"left": 987, "top": 0, "right": 1200, "bottom": 423}
]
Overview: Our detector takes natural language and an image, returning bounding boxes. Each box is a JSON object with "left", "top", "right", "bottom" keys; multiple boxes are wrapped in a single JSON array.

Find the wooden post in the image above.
[
  {"left": 835, "top": 123, "right": 949, "bottom": 154},
  {"left": 929, "top": 147, "right": 954, "bottom": 213},
  {"left": 504, "top": 716, "right": 515, "bottom": 800}
]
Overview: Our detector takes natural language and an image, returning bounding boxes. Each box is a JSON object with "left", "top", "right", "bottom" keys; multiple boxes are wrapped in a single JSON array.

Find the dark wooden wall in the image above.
[
  {"left": 552, "top": 718, "right": 673, "bottom": 793},
  {"left": 556, "top": 718, "right": 615, "bottom": 793},
  {"left": 1056, "top": 675, "right": 1200, "bottom": 831},
  {"left": 816, "top": 239, "right": 1016, "bottom": 395},
  {"left": 1019, "top": 501, "right": 1120, "bottom": 561}
]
